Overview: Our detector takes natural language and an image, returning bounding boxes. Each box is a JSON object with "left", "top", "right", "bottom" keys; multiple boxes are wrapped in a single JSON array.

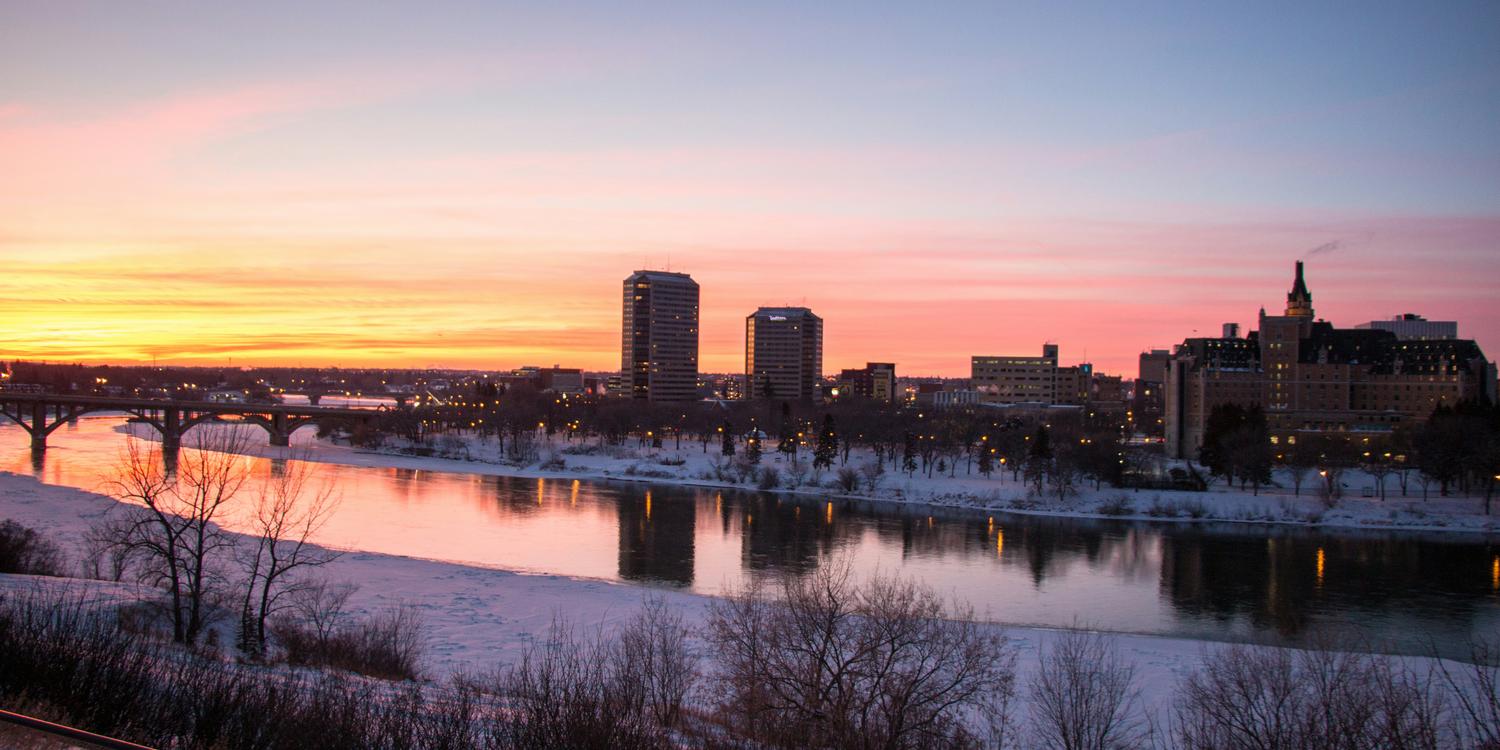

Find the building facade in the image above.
[
  {"left": 622, "top": 270, "right": 700, "bottom": 402},
  {"left": 1356, "top": 314, "right": 1458, "bottom": 341},
  {"left": 835, "top": 362, "right": 896, "bottom": 403},
  {"left": 745, "top": 307, "right": 822, "bottom": 401},
  {"left": 971, "top": 345, "right": 1092, "bottom": 405},
  {"left": 1164, "top": 262, "right": 1494, "bottom": 458}
]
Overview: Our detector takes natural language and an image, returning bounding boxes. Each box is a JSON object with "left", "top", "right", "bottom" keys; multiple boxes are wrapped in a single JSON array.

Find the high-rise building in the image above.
[
  {"left": 622, "top": 270, "right": 700, "bottom": 402},
  {"left": 746, "top": 307, "right": 822, "bottom": 401},
  {"left": 1163, "top": 262, "right": 1494, "bottom": 459},
  {"left": 1134, "top": 349, "right": 1172, "bottom": 438}
]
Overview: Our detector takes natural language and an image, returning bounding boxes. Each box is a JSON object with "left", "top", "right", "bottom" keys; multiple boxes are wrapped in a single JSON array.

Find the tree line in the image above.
[
  {"left": 1200, "top": 400, "right": 1500, "bottom": 511},
  {"left": 319, "top": 385, "right": 1144, "bottom": 501}
]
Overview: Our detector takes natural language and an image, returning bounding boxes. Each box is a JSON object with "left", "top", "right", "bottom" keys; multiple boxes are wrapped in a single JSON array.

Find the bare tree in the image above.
[
  {"left": 1435, "top": 638, "right": 1500, "bottom": 749},
  {"left": 237, "top": 451, "right": 341, "bottom": 658},
  {"left": 494, "top": 599, "right": 695, "bottom": 749},
  {"left": 861, "top": 460, "right": 886, "bottom": 493},
  {"left": 82, "top": 518, "right": 134, "bottom": 581},
  {"left": 1172, "top": 641, "right": 1444, "bottom": 750},
  {"left": 105, "top": 430, "right": 254, "bottom": 644},
  {"left": 784, "top": 455, "right": 810, "bottom": 488},
  {"left": 288, "top": 578, "right": 359, "bottom": 648},
  {"left": 706, "top": 560, "right": 1016, "bottom": 749},
  {"left": 1027, "top": 628, "right": 1146, "bottom": 750},
  {"left": 612, "top": 596, "right": 697, "bottom": 730}
]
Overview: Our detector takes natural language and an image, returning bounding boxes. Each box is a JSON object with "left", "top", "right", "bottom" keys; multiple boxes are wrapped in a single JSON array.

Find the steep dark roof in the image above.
[
  {"left": 1297, "top": 323, "right": 1488, "bottom": 373},
  {"left": 1297, "top": 323, "right": 1392, "bottom": 365},
  {"left": 1381, "top": 338, "right": 1489, "bottom": 375},
  {"left": 1177, "top": 338, "right": 1259, "bottom": 370}
]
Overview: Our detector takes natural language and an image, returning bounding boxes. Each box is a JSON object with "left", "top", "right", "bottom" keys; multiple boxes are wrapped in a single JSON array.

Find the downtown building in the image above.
[
  {"left": 745, "top": 307, "right": 822, "bottom": 401},
  {"left": 1164, "top": 262, "right": 1496, "bottom": 459},
  {"left": 1356, "top": 313, "right": 1458, "bottom": 341},
  {"left": 834, "top": 362, "right": 897, "bottom": 403},
  {"left": 622, "top": 270, "right": 700, "bottom": 402},
  {"left": 971, "top": 344, "right": 1091, "bottom": 405}
]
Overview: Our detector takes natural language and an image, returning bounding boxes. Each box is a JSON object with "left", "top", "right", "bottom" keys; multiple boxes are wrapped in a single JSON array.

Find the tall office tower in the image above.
[
  {"left": 746, "top": 307, "right": 822, "bottom": 401},
  {"left": 622, "top": 270, "right": 700, "bottom": 402}
]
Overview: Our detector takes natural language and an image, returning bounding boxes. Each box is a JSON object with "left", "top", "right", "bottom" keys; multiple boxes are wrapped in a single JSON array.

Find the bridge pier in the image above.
[
  {"left": 307, "top": 393, "right": 322, "bottom": 406},
  {"left": 30, "top": 402, "right": 48, "bottom": 450},
  {"left": 161, "top": 407, "right": 182, "bottom": 453},
  {"left": 269, "top": 411, "right": 291, "bottom": 446}
]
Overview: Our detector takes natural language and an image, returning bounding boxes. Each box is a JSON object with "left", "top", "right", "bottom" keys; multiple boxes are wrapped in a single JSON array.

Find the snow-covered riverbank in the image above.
[
  {"left": 174, "top": 424, "right": 1500, "bottom": 537},
  {"left": 0, "top": 468, "right": 1257, "bottom": 715}
]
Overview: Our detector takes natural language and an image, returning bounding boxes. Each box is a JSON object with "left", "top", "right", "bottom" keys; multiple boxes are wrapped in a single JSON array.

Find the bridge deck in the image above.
[{"left": 0, "top": 392, "right": 387, "bottom": 418}]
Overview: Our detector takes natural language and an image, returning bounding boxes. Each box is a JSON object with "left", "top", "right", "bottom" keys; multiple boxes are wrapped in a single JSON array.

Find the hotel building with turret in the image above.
[{"left": 1164, "top": 262, "right": 1495, "bottom": 459}]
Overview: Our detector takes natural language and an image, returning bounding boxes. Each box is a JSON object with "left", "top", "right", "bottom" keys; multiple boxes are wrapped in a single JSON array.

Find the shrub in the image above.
[
  {"left": 492, "top": 598, "right": 696, "bottom": 749},
  {"left": 756, "top": 466, "right": 781, "bottom": 491},
  {"left": 539, "top": 452, "right": 566, "bottom": 471},
  {"left": 835, "top": 466, "right": 861, "bottom": 493},
  {"left": 1097, "top": 495, "right": 1134, "bottom": 517},
  {"left": 0, "top": 519, "right": 65, "bottom": 576},
  {"left": 0, "top": 586, "right": 469, "bottom": 749},
  {"left": 274, "top": 604, "right": 425, "bottom": 681}
]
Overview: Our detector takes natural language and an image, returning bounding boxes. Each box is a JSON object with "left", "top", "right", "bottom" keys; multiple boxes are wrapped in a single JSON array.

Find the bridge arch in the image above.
[
  {"left": 236, "top": 413, "right": 320, "bottom": 447},
  {"left": 0, "top": 410, "right": 36, "bottom": 436}
]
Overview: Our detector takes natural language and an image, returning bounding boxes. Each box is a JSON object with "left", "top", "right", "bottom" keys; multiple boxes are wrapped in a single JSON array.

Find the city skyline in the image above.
[{"left": 2, "top": 2, "right": 1498, "bottom": 376}]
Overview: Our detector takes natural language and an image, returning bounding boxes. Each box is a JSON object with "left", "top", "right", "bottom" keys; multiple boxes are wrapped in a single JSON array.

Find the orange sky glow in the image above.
[{"left": 3, "top": 4, "right": 1497, "bottom": 377}]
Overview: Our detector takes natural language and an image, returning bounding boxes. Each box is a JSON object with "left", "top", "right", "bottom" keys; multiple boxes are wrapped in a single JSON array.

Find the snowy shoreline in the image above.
[
  {"left": 0, "top": 469, "right": 1227, "bottom": 713},
  {"left": 1, "top": 456, "right": 1487, "bottom": 722},
  {"left": 153, "top": 421, "right": 1498, "bottom": 539},
  {"left": 77, "top": 413, "right": 1500, "bottom": 537}
]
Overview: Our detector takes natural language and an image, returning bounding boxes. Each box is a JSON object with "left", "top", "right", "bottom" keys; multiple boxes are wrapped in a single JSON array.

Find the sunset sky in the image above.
[{"left": 2, "top": 2, "right": 1497, "bottom": 377}]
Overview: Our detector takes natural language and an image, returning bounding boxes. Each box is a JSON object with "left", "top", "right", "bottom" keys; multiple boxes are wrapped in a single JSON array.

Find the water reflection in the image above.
[
  {"left": 2, "top": 416, "right": 1496, "bottom": 657},
  {"left": 618, "top": 488, "right": 695, "bottom": 586}
]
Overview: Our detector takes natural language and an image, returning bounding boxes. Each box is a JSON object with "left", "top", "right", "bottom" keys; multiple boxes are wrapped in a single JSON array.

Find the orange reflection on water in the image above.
[{"left": 1316, "top": 547, "right": 1325, "bottom": 587}]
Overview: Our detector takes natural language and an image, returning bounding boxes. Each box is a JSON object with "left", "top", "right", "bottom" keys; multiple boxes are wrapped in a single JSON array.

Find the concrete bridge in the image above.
[{"left": 0, "top": 392, "right": 385, "bottom": 452}]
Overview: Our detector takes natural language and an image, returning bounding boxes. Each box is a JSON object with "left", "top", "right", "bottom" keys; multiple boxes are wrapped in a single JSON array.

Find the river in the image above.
[{"left": 5, "top": 414, "right": 1498, "bottom": 657}]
